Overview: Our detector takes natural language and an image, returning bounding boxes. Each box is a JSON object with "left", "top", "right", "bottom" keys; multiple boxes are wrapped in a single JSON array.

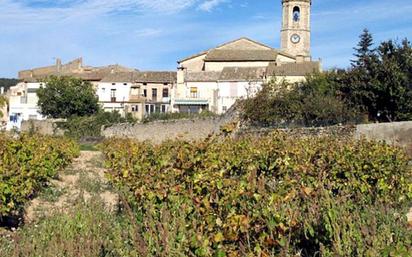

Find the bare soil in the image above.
[{"left": 24, "top": 151, "right": 119, "bottom": 224}]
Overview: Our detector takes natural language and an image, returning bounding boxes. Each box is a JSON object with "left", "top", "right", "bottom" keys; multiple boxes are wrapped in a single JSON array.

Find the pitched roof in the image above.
[
  {"left": 185, "top": 71, "right": 221, "bottom": 82},
  {"left": 133, "top": 71, "right": 177, "bottom": 83},
  {"left": 178, "top": 37, "right": 295, "bottom": 63},
  {"left": 219, "top": 67, "right": 266, "bottom": 81},
  {"left": 100, "top": 72, "right": 138, "bottom": 83},
  {"left": 100, "top": 71, "right": 177, "bottom": 83},
  {"left": 266, "top": 62, "right": 321, "bottom": 76},
  {"left": 205, "top": 49, "right": 279, "bottom": 62}
]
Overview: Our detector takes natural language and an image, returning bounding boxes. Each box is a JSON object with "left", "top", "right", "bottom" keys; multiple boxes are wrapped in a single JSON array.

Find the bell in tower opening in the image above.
[{"left": 280, "top": 0, "right": 312, "bottom": 62}]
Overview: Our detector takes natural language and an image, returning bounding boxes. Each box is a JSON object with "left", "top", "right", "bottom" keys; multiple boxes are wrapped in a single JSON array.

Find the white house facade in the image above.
[{"left": 7, "top": 82, "right": 45, "bottom": 130}]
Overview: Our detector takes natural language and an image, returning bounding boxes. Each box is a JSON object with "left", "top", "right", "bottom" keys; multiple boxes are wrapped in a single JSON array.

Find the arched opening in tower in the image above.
[{"left": 293, "top": 6, "right": 300, "bottom": 22}]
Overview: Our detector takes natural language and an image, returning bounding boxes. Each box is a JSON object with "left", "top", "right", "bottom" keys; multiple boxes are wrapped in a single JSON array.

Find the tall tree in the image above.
[
  {"left": 345, "top": 29, "right": 380, "bottom": 120},
  {"left": 351, "top": 28, "right": 376, "bottom": 69},
  {"left": 37, "top": 76, "right": 99, "bottom": 119}
]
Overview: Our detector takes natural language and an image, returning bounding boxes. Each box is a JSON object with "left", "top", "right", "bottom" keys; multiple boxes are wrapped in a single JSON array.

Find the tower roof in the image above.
[{"left": 282, "top": 0, "right": 311, "bottom": 4}]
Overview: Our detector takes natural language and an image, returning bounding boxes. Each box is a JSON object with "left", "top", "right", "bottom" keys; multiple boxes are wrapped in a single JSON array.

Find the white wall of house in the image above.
[
  {"left": 7, "top": 82, "right": 45, "bottom": 130},
  {"left": 172, "top": 81, "right": 218, "bottom": 113},
  {"left": 216, "top": 81, "right": 263, "bottom": 114},
  {"left": 96, "top": 82, "right": 132, "bottom": 115}
]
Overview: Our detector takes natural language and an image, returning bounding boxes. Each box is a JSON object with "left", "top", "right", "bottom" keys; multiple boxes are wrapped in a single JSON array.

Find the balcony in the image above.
[{"left": 129, "top": 95, "right": 145, "bottom": 102}]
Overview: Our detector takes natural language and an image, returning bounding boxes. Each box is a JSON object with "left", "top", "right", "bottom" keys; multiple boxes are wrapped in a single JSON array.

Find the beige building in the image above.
[
  {"left": 172, "top": 0, "right": 320, "bottom": 114},
  {"left": 99, "top": 71, "right": 176, "bottom": 120}
]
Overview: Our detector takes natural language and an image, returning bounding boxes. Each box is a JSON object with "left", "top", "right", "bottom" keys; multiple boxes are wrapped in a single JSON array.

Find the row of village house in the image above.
[{"left": 0, "top": 38, "right": 321, "bottom": 130}]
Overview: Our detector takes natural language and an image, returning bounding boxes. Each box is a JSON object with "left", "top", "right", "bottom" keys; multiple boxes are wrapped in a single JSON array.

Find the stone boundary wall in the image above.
[
  {"left": 21, "top": 120, "right": 64, "bottom": 136},
  {"left": 102, "top": 117, "right": 229, "bottom": 144},
  {"left": 21, "top": 117, "right": 412, "bottom": 156},
  {"left": 235, "top": 125, "right": 356, "bottom": 139}
]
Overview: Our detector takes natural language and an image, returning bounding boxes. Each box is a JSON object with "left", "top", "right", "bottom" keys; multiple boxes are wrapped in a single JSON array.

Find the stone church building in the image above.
[{"left": 172, "top": 0, "right": 321, "bottom": 114}]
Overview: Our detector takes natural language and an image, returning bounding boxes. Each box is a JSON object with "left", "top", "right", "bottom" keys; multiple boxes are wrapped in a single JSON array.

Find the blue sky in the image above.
[{"left": 0, "top": 0, "right": 412, "bottom": 77}]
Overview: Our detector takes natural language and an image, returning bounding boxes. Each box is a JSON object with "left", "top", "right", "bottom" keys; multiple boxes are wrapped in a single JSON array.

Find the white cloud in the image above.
[{"left": 198, "top": 0, "right": 228, "bottom": 12}]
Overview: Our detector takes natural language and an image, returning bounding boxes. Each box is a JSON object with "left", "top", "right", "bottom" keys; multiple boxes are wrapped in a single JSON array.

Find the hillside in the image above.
[{"left": 0, "top": 78, "right": 19, "bottom": 93}]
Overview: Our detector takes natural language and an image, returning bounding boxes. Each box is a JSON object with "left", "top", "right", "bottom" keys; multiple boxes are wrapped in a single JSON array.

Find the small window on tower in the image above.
[{"left": 293, "top": 6, "right": 300, "bottom": 22}]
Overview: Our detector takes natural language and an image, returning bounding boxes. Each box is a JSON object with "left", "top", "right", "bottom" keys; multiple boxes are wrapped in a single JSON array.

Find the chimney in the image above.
[{"left": 56, "top": 58, "right": 62, "bottom": 72}]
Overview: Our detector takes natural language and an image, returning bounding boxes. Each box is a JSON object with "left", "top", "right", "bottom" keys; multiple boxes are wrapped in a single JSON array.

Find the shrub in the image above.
[
  {"left": 142, "top": 110, "right": 217, "bottom": 123},
  {"left": 102, "top": 133, "right": 412, "bottom": 256},
  {"left": 0, "top": 134, "right": 79, "bottom": 217},
  {"left": 241, "top": 76, "right": 364, "bottom": 127},
  {"left": 58, "top": 111, "right": 136, "bottom": 139}
]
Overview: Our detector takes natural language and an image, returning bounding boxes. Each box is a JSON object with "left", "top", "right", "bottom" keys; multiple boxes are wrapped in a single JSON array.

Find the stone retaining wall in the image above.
[{"left": 102, "top": 117, "right": 229, "bottom": 144}]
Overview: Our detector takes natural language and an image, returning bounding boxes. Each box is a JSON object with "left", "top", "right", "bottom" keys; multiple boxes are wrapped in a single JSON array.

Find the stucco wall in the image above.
[{"left": 355, "top": 121, "right": 412, "bottom": 156}]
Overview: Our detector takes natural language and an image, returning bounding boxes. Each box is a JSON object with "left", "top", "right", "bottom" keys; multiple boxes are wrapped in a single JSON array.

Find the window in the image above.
[
  {"left": 163, "top": 83, "right": 168, "bottom": 86},
  {"left": 161, "top": 105, "right": 167, "bottom": 113},
  {"left": 293, "top": 6, "right": 300, "bottom": 22},
  {"left": 131, "top": 87, "right": 139, "bottom": 95},
  {"left": 152, "top": 88, "right": 158, "bottom": 99},
  {"left": 131, "top": 105, "right": 139, "bottom": 112},
  {"left": 123, "top": 83, "right": 127, "bottom": 86},
  {"left": 163, "top": 88, "right": 169, "bottom": 98},
  {"left": 112, "top": 83, "right": 116, "bottom": 85},
  {"left": 190, "top": 87, "right": 198, "bottom": 98},
  {"left": 111, "top": 89, "right": 116, "bottom": 102},
  {"left": 143, "top": 89, "right": 147, "bottom": 97},
  {"left": 143, "top": 83, "right": 147, "bottom": 86},
  {"left": 222, "top": 106, "right": 228, "bottom": 112}
]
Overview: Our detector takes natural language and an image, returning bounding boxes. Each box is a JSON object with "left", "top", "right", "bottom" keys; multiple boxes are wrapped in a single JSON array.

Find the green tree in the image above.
[
  {"left": 241, "top": 74, "right": 362, "bottom": 127},
  {"left": 374, "top": 39, "right": 412, "bottom": 121},
  {"left": 0, "top": 78, "right": 19, "bottom": 92},
  {"left": 37, "top": 76, "right": 99, "bottom": 119}
]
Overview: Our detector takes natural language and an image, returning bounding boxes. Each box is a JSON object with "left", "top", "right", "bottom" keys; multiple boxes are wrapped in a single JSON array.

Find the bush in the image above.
[
  {"left": 102, "top": 133, "right": 412, "bottom": 256},
  {"left": 58, "top": 111, "right": 136, "bottom": 139},
  {"left": 142, "top": 110, "right": 217, "bottom": 123},
  {"left": 0, "top": 134, "right": 79, "bottom": 217},
  {"left": 241, "top": 75, "right": 364, "bottom": 127}
]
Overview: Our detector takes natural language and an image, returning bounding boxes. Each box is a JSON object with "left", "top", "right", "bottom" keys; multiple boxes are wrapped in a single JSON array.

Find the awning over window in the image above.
[{"left": 174, "top": 99, "right": 209, "bottom": 105}]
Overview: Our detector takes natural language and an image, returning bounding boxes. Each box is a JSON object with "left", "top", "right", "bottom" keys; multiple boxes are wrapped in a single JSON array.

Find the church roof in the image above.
[
  {"left": 266, "top": 61, "right": 321, "bottom": 76},
  {"left": 205, "top": 50, "right": 279, "bottom": 62},
  {"left": 178, "top": 37, "right": 295, "bottom": 63},
  {"left": 219, "top": 67, "right": 266, "bottom": 81}
]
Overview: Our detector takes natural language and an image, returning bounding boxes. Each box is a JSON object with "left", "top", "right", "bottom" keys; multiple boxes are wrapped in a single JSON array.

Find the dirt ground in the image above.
[{"left": 25, "top": 151, "right": 119, "bottom": 224}]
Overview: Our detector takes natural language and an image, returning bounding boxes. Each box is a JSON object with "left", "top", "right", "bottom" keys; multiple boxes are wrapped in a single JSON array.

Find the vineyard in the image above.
[
  {"left": 0, "top": 133, "right": 79, "bottom": 218},
  {"left": 102, "top": 133, "right": 412, "bottom": 257}
]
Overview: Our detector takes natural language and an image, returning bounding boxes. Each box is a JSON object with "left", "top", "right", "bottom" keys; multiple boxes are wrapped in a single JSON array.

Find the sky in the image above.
[{"left": 0, "top": 0, "right": 412, "bottom": 78}]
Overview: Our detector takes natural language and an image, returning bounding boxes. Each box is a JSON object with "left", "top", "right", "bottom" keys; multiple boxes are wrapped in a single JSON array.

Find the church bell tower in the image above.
[{"left": 280, "top": 0, "right": 311, "bottom": 61}]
